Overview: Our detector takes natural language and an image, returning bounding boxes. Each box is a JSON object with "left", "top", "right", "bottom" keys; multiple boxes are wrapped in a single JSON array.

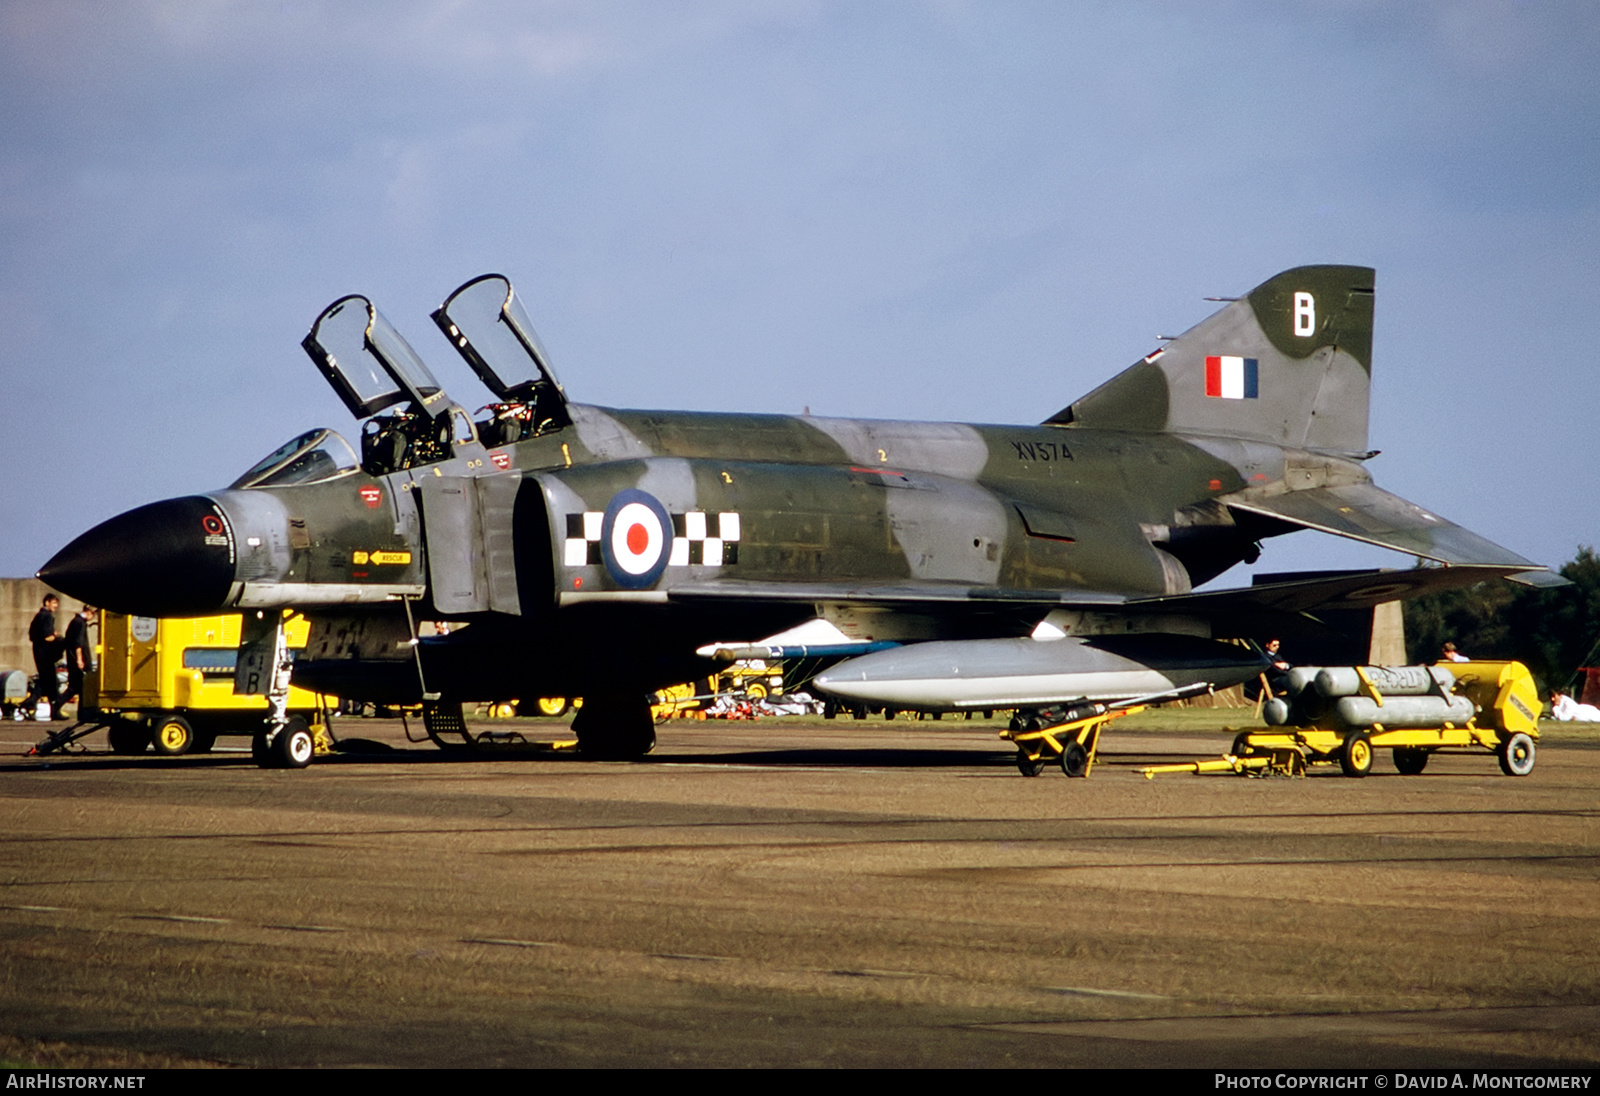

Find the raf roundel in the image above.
[{"left": 601, "top": 489, "right": 673, "bottom": 589}]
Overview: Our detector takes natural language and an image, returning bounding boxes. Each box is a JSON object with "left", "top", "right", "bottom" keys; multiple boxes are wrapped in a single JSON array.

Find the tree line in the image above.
[{"left": 1403, "top": 547, "right": 1600, "bottom": 694}]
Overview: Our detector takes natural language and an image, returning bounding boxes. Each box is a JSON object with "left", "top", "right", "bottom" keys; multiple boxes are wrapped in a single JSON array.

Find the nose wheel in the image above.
[{"left": 255, "top": 715, "right": 315, "bottom": 769}]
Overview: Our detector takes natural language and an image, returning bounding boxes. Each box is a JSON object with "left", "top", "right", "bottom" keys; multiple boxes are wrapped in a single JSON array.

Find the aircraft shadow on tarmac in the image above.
[
  {"left": 8, "top": 741, "right": 1017, "bottom": 772},
  {"left": 10, "top": 737, "right": 1544, "bottom": 774}
]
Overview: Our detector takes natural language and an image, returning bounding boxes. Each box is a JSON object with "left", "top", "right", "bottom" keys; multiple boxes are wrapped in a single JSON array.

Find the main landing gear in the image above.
[{"left": 571, "top": 695, "right": 657, "bottom": 760}]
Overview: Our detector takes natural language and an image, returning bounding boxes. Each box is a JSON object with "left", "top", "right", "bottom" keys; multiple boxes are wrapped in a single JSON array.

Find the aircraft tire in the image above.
[
  {"left": 1393, "top": 746, "right": 1430, "bottom": 775},
  {"left": 1061, "top": 743, "right": 1090, "bottom": 778},
  {"left": 1497, "top": 732, "right": 1536, "bottom": 777},
  {"left": 150, "top": 713, "right": 194, "bottom": 756},
  {"left": 1016, "top": 749, "right": 1045, "bottom": 777},
  {"left": 1340, "top": 731, "right": 1374, "bottom": 778},
  {"left": 271, "top": 716, "right": 315, "bottom": 770},
  {"left": 108, "top": 722, "right": 151, "bottom": 755}
]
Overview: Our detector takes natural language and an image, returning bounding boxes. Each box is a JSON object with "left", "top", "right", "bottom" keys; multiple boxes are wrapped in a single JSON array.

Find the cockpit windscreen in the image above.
[{"left": 231, "top": 428, "right": 360, "bottom": 489}]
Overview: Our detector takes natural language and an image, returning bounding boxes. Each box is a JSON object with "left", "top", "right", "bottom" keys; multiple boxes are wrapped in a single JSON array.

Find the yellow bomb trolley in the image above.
[
  {"left": 90, "top": 611, "right": 329, "bottom": 756},
  {"left": 1145, "top": 660, "right": 1541, "bottom": 780}
]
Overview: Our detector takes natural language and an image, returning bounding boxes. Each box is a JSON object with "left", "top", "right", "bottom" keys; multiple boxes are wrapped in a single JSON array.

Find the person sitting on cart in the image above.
[
  {"left": 1263, "top": 637, "right": 1292, "bottom": 695},
  {"left": 1244, "top": 637, "right": 1292, "bottom": 700}
]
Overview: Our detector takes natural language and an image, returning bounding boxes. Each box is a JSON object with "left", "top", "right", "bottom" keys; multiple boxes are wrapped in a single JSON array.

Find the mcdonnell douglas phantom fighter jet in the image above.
[{"left": 41, "top": 266, "right": 1561, "bottom": 766}]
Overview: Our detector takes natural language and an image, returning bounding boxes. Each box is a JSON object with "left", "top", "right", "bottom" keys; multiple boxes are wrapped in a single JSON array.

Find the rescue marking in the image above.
[
  {"left": 352, "top": 550, "right": 411, "bottom": 565},
  {"left": 359, "top": 485, "right": 382, "bottom": 508},
  {"left": 490, "top": 450, "right": 511, "bottom": 470}
]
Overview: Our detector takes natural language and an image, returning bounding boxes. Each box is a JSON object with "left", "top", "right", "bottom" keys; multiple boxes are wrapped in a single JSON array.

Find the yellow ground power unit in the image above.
[{"left": 91, "top": 611, "right": 329, "bottom": 756}]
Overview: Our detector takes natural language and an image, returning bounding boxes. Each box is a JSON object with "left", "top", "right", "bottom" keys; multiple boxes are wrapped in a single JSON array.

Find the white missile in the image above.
[{"left": 811, "top": 634, "right": 1267, "bottom": 711}]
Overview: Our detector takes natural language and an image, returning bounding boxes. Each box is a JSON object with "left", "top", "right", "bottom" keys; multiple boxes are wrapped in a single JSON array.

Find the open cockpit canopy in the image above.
[
  {"left": 302, "top": 295, "right": 448, "bottom": 421},
  {"left": 433, "top": 273, "right": 570, "bottom": 434},
  {"left": 230, "top": 428, "right": 359, "bottom": 489}
]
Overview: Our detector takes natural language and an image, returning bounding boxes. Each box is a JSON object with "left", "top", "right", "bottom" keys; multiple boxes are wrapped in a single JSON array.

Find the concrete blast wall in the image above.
[{"left": 0, "top": 577, "right": 89, "bottom": 675}]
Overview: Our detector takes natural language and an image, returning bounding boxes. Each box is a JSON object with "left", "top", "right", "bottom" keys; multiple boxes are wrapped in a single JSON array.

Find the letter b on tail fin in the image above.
[{"left": 1053, "top": 265, "right": 1375, "bottom": 455}]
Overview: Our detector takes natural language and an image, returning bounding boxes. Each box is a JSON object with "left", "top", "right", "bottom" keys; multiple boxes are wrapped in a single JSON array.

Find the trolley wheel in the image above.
[
  {"left": 1497, "top": 732, "right": 1536, "bottom": 777},
  {"left": 1340, "top": 731, "right": 1374, "bottom": 778},
  {"left": 150, "top": 713, "right": 195, "bottom": 756},
  {"left": 746, "top": 682, "right": 768, "bottom": 701},
  {"left": 1231, "top": 730, "right": 1254, "bottom": 759},
  {"left": 108, "top": 722, "right": 151, "bottom": 755},
  {"left": 1393, "top": 746, "right": 1430, "bottom": 775},
  {"left": 1061, "top": 742, "right": 1090, "bottom": 778},
  {"left": 1016, "top": 748, "right": 1045, "bottom": 777},
  {"left": 535, "top": 697, "right": 569, "bottom": 717}
]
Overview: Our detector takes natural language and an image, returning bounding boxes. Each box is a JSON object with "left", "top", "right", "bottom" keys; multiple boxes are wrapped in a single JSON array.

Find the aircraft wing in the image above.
[
  {"left": 1124, "top": 563, "right": 1529, "bottom": 617},
  {"left": 1224, "top": 483, "right": 1566, "bottom": 588},
  {"left": 666, "top": 578, "right": 1129, "bottom": 610},
  {"left": 669, "top": 563, "right": 1522, "bottom": 623}
]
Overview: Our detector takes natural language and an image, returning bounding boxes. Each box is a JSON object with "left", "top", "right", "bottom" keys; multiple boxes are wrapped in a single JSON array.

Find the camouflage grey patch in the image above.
[
  {"left": 801, "top": 417, "right": 991, "bottom": 480},
  {"left": 568, "top": 404, "right": 653, "bottom": 460}
]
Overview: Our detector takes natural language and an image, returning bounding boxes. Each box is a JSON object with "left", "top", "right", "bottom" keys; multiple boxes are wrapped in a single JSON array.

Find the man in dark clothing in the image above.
[
  {"left": 27, "top": 594, "right": 63, "bottom": 720},
  {"left": 1263, "top": 637, "right": 1292, "bottom": 695},
  {"left": 62, "top": 604, "right": 97, "bottom": 715},
  {"left": 1245, "top": 637, "right": 1293, "bottom": 701}
]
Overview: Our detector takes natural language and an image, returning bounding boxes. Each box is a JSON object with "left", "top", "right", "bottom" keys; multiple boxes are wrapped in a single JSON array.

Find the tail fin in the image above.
[{"left": 1049, "top": 265, "right": 1375, "bottom": 454}]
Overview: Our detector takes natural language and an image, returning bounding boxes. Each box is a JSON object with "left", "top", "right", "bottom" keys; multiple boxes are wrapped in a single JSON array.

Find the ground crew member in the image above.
[
  {"left": 62, "top": 604, "right": 97, "bottom": 715},
  {"left": 26, "top": 593, "right": 63, "bottom": 720}
]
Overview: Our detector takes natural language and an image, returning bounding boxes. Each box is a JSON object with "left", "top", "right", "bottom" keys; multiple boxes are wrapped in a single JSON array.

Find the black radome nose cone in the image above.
[{"left": 39, "top": 496, "right": 236, "bottom": 616}]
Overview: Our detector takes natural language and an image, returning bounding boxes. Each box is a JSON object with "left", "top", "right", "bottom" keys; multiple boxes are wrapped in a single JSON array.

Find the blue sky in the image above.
[{"left": 3, "top": 0, "right": 1595, "bottom": 584}]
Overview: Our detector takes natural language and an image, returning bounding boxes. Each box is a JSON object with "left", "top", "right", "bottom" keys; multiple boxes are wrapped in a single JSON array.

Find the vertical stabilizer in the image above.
[{"left": 1051, "top": 266, "right": 1375, "bottom": 454}]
